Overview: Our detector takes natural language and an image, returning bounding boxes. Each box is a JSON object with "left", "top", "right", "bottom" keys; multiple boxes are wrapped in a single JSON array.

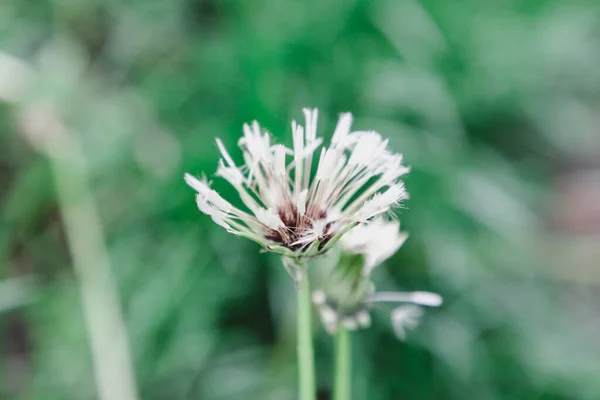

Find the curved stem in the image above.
[
  {"left": 334, "top": 327, "right": 351, "bottom": 400},
  {"left": 297, "top": 272, "right": 316, "bottom": 400}
]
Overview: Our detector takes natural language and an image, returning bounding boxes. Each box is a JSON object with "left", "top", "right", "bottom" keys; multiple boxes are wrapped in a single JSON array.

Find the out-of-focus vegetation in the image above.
[{"left": 2, "top": 0, "right": 600, "bottom": 399}]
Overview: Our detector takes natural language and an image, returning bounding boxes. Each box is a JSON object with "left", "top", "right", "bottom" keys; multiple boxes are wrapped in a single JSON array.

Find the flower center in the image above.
[{"left": 264, "top": 202, "right": 334, "bottom": 251}]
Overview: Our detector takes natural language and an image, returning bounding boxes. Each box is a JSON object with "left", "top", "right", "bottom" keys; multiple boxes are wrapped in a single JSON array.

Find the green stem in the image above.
[
  {"left": 28, "top": 116, "right": 139, "bottom": 400},
  {"left": 334, "top": 327, "right": 351, "bottom": 400},
  {"left": 297, "top": 273, "right": 316, "bottom": 400}
]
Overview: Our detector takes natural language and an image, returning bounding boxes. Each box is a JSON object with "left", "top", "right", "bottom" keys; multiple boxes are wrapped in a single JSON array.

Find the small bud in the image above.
[
  {"left": 320, "top": 305, "right": 338, "bottom": 326},
  {"left": 312, "top": 290, "right": 326, "bottom": 305},
  {"left": 356, "top": 310, "right": 371, "bottom": 328},
  {"left": 342, "top": 317, "right": 358, "bottom": 331}
]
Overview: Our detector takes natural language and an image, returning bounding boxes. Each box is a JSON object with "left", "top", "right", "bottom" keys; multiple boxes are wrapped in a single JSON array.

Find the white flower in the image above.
[
  {"left": 185, "top": 108, "right": 409, "bottom": 259},
  {"left": 313, "top": 218, "right": 442, "bottom": 339},
  {"left": 340, "top": 217, "right": 409, "bottom": 275}
]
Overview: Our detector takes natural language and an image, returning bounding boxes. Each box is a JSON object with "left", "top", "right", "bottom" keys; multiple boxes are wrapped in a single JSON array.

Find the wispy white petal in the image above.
[
  {"left": 366, "top": 291, "right": 443, "bottom": 307},
  {"left": 216, "top": 138, "right": 237, "bottom": 167},
  {"left": 331, "top": 112, "right": 353, "bottom": 147},
  {"left": 296, "top": 189, "right": 308, "bottom": 215},
  {"left": 254, "top": 208, "right": 283, "bottom": 230},
  {"left": 391, "top": 305, "right": 423, "bottom": 340},
  {"left": 184, "top": 173, "right": 210, "bottom": 196}
]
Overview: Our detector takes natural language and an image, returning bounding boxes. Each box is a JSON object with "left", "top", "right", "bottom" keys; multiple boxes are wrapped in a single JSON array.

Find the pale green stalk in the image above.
[
  {"left": 334, "top": 327, "right": 351, "bottom": 400},
  {"left": 297, "top": 268, "right": 316, "bottom": 400},
  {"left": 23, "top": 110, "right": 139, "bottom": 400}
]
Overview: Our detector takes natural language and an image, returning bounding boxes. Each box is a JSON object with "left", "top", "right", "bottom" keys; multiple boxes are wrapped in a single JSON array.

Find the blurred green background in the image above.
[{"left": 2, "top": 0, "right": 600, "bottom": 399}]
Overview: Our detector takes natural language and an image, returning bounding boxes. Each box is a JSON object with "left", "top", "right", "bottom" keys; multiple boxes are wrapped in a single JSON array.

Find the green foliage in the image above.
[{"left": 2, "top": 0, "right": 600, "bottom": 399}]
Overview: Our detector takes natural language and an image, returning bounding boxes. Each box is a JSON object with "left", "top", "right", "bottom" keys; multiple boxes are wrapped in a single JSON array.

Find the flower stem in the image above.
[
  {"left": 297, "top": 273, "right": 316, "bottom": 400},
  {"left": 334, "top": 327, "right": 351, "bottom": 400},
  {"left": 21, "top": 109, "right": 139, "bottom": 400}
]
